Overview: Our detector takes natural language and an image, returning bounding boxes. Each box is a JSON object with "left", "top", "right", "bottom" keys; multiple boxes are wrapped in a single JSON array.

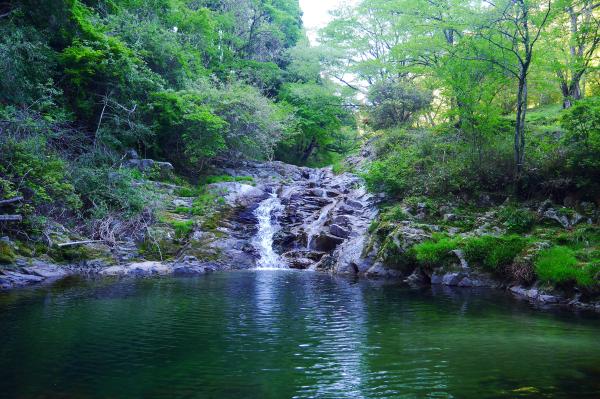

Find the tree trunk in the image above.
[
  {"left": 562, "top": 78, "right": 582, "bottom": 109},
  {"left": 300, "top": 136, "right": 317, "bottom": 163},
  {"left": 514, "top": 74, "right": 528, "bottom": 176}
]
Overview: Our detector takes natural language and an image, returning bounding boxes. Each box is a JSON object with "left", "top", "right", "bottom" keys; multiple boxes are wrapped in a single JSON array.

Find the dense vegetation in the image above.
[
  {"left": 318, "top": 0, "right": 600, "bottom": 293},
  {"left": 0, "top": 0, "right": 354, "bottom": 239},
  {"left": 1, "top": 0, "right": 599, "bottom": 296}
]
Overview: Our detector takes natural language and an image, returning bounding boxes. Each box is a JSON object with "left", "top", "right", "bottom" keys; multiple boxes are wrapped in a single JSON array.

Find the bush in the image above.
[
  {"left": 535, "top": 246, "right": 598, "bottom": 287},
  {"left": 463, "top": 235, "right": 529, "bottom": 271},
  {"left": 0, "top": 242, "right": 17, "bottom": 264},
  {"left": 71, "top": 154, "right": 149, "bottom": 219},
  {"left": 498, "top": 206, "right": 537, "bottom": 233},
  {"left": 367, "top": 80, "right": 432, "bottom": 129},
  {"left": 560, "top": 97, "right": 600, "bottom": 197},
  {"left": 204, "top": 175, "right": 254, "bottom": 184},
  {"left": 413, "top": 234, "right": 460, "bottom": 267},
  {"left": 171, "top": 220, "right": 194, "bottom": 240}
]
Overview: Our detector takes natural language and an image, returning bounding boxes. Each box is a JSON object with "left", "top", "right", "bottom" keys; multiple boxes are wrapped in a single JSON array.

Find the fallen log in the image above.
[
  {"left": 0, "top": 196, "right": 23, "bottom": 207},
  {"left": 0, "top": 214, "right": 22, "bottom": 222},
  {"left": 57, "top": 240, "right": 103, "bottom": 248}
]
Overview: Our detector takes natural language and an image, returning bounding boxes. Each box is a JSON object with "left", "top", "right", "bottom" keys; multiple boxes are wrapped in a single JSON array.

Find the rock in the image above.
[
  {"left": 22, "top": 263, "right": 68, "bottom": 279},
  {"left": 451, "top": 249, "right": 469, "bottom": 269},
  {"left": 330, "top": 224, "right": 351, "bottom": 238},
  {"left": 172, "top": 256, "right": 216, "bottom": 275},
  {"left": 365, "top": 263, "right": 402, "bottom": 278},
  {"left": 208, "top": 182, "right": 266, "bottom": 207},
  {"left": 332, "top": 215, "right": 351, "bottom": 226},
  {"left": 404, "top": 268, "right": 429, "bottom": 285},
  {"left": 541, "top": 208, "right": 571, "bottom": 229},
  {"left": 172, "top": 198, "right": 191, "bottom": 208},
  {"left": 345, "top": 199, "right": 363, "bottom": 209},
  {"left": 310, "top": 233, "right": 344, "bottom": 252},
  {"left": 443, "top": 213, "right": 457, "bottom": 222},
  {"left": 313, "top": 255, "right": 335, "bottom": 271},
  {"left": 100, "top": 261, "right": 171, "bottom": 276},
  {"left": 442, "top": 272, "right": 466, "bottom": 286}
]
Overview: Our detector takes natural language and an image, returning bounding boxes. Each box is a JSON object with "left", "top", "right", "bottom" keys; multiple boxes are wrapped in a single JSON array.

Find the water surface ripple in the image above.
[{"left": 1, "top": 270, "right": 599, "bottom": 398}]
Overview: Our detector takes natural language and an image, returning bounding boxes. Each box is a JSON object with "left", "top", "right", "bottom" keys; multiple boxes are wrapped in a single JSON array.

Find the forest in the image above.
[
  {"left": 0, "top": 0, "right": 599, "bottom": 291},
  {"left": 1, "top": 2, "right": 600, "bottom": 397}
]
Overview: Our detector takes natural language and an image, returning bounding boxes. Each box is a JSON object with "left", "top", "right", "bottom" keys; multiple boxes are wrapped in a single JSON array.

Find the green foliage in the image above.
[
  {"left": 276, "top": 82, "right": 352, "bottom": 165},
  {"left": 71, "top": 154, "right": 150, "bottom": 219},
  {"left": 204, "top": 175, "right": 254, "bottom": 184},
  {"left": 0, "top": 136, "right": 82, "bottom": 231},
  {"left": 535, "top": 246, "right": 597, "bottom": 287},
  {"left": 0, "top": 242, "right": 17, "bottom": 264},
  {"left": 367, "top": 80, "right": 432, "bottom": 130},
  {"left": 560, "top": 97, "right": 600, "bottom": 197},
  {"left": 413, "top": 234, "right": 460, "bottom": 268},
  {"left": 498, "top": 206, "right": 537, "bottom": 233},
  {"left": 171, "top": 220, "right": 194, "bottom": 240},
  {"left": 463, "top": 235, "right": 529, "bottom": 272}
]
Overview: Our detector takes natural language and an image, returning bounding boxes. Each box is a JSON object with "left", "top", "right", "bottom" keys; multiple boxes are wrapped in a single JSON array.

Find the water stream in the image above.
[{"left": 252, "top": 193, "right": 286, "bottom": 269}]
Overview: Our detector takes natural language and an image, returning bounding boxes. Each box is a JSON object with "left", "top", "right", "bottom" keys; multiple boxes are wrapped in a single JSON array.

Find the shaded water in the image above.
[{"left": 1, "top": 271, "right": 600, "bottom": 399}]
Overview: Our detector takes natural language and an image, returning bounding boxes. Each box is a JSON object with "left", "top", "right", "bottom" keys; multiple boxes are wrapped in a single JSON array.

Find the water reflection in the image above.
[{"left": 1, "top": 271, "right": 600, "bottom": 399}]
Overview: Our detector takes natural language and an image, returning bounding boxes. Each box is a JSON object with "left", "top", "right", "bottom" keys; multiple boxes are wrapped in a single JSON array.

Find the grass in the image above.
[
  {"left": 203, "top": 175, "right": 254, "bottom": 184},
  {"left": 413, "top": 234, "right": 460, "bottom": 267},
  {"left": 463, "top": 235, "right": 530, "bottom": 271},
  {"left": 534, "top": 246, "right": 598, "bottom": 287},
  {"left": 0, "top": 241, "right": 16, "bottom": 264},
  {"left": 171, "top": 220, "right": 194, "bottom": 240}
]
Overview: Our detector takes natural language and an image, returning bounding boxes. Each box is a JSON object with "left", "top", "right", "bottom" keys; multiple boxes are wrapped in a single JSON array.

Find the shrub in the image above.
[
  {"left": 463, "top": 235, "right": 529, "bottom": 271},
  {"left": 560, "top": 97, "right": 600, "bottom": 197},
  {"left": 171, "top": 220, "right": 194, "bottom": 240},
  {"left": 413, "top": 234, "right": 460, "bottom": 267},
  {"left": 498, "top": 206, "right": 537, "bottom": 233},
  {"left": 204, "top": 175, "right": 254, "bottom": 184},
  {"left": 534, "top": 246, "right": 597, "bottom": 287},
  {"left": 0, "top": 242, "right": 17, "bottom": 264}
]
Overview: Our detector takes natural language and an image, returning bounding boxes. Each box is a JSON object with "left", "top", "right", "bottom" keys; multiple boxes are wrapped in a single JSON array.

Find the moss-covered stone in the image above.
[{"left": 0, "top": 241, "right": 17, "bottom": 264}]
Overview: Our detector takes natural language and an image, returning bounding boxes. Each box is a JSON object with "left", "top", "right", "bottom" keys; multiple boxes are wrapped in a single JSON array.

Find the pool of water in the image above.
[{"left": 1, "top": 270, "right": 599, "bottom": 399}]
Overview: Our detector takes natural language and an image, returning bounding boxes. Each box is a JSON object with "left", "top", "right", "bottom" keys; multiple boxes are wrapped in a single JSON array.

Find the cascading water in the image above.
[{"left": 252, "top": 193, "right": 286, "bottom": 269}]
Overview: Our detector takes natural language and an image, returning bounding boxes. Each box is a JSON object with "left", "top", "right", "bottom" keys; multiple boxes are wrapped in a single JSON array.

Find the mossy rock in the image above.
[
  {"left": 48, "top": 245, "right": 108, "bottom": 264},
  {"left": 0, "top": 241, "right": 17, "bottom": 264}
]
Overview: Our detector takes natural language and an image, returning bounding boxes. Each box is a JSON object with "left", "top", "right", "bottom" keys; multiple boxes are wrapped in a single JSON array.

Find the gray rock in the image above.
[
  {"left": 310, "top": 233, "right": 344, "bottom": 252},
  {"left": 330, "top": 224, "right": 351, "bottom": 238}
]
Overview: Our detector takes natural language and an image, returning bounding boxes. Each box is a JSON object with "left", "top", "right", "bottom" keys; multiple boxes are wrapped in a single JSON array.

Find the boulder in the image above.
[
  {"left": 310, "top": 233, "right": 344, "bottom": 252},
  {"left": 330, "top": 224, "right": 351, "bottom": 238}
]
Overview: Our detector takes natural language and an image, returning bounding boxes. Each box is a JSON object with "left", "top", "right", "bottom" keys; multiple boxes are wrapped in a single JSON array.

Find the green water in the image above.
[{"left": 1, "top": 271, "right": 599, "bottom": 399}]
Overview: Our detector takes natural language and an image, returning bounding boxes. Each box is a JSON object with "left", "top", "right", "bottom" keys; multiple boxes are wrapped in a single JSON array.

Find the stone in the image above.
[
  {"left": 310, "top": 233, "right": 344, "bottom": 252},
  {"left": 330, "top": 224, "right": 351, "bottom": 238},
  {"left": 365, "top": 263, "right": 402, "bottom": 278},
  {"left": 345, "top": 199, "right": 363, "bottom": 209},
  {"left": 443, "top": 213, "right": 457, "bottom": 222}
]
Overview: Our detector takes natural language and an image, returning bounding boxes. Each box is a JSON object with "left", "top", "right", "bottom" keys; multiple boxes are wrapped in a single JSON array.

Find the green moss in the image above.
[
  {"left": 176, "top": 187, "right": 197, "bottom": 197},
  {"left": 534, "top": 246, "right": 597, "bottom": 287},
  {"left": 380, "top": 205, "right": 409, "bottom": 223},
  {"left": 203, "top": 175, "right": 254, "bottom": 184},
  {"left": 413, "top": 234, "right": 460, "bottom": 268},
  {"left": 139, "top": 238, "right": 180, "bottom": 261},
  {"left": 0, "top": 242, "right": 17, "bottom": 264},
  {"left": 463, "top": 235, "right": 529, "bottom": 272},
  {"left": 171, "top": 220, "right": 194, "bottom": 240},
  {"left": 48, "top": 245, "right": 102, "bottom": 263},
  {"left": 498, "top": 206, "right": 537, "bottom": 233}
]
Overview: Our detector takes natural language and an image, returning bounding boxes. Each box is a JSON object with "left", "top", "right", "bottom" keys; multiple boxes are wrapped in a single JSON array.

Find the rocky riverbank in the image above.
[{"left": 1, "top": 160, "right": 599, "bottom": 312}]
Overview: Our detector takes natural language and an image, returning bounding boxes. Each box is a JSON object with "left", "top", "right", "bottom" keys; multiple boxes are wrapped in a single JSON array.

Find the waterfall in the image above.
[{"left": 253, "top": 193, "right": 286, "bottom": 269}]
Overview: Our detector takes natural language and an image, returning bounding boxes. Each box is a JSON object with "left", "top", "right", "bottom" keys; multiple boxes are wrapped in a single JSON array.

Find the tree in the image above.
[
  {"left": 551, "top": 0, "right": 600, "bottom": 108},
  {"left": 473, "top": 0, "right": 553, "bottom": 175},
  {"left": 367, "top": 79, "right": 432, "bottom": 129}
]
